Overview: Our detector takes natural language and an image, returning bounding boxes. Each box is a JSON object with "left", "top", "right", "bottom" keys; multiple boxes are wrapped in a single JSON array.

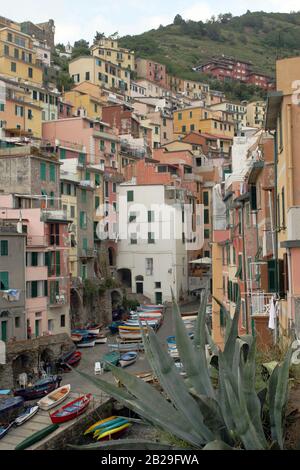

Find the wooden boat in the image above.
[
  {"left": 84, "top": 416, "right": 118, "bottom": 435},
  {"left": 37, "top": 384, "right": 71, "bottom": 411},
  {"left": 181, "top": 310, "right": 198, "bottom": 317},
  {"left": 50, "top": 394, "right": 92, "bottom": 424},
  {"left": 102, "top": 351, "right": 120, "bottom": 371},
  {"left": 94, "top": 334, "right": 108, "bottom": 345},
  {"left": 118, "top": 330, "right": 143, "bottom": 340},
  {"left": 108, "top": 341, "right": 144, "bottom": 352},
  {"left": 14, "top": 376, "right": 62, "bottom": 401},
  {"left": 77, "top": 338, "right": 96, "bottom": 348},
  {"left": 15, "top": 424, "right": 59, "bottom": 450},
  {"left": 120, "top": 352, "right": 138, "bottom": 368},
  {"left": 0, "top": 422, "right": 14, "bottom": 440},
  {"left": 0, "top": 397, "right": 24, "bottom": 422},
  {"left": 87, "top": 323, "right": 104, "bottom": 335},
  {"left": 71, "top": 334, "right": 83, "bottom": 343},
  {"left": 15, "top": 405, "right": 39, "bottom": 426}
]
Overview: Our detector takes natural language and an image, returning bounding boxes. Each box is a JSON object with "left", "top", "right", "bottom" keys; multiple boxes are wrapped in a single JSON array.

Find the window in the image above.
[
  {"left": 146, "top": 258, "right": 154, "bottom": 276},
  {"left": 155, "top": 282, "right": 161, "bottom": 289},
  {"left": 15, "top": 317, "right": 20, "bottom": 328},
  {"left": 203, "top": 191, "right": 209, "bottom": 206},
  {"left": 81, "top": 189, "right": 87, "bottom": 203},
  {"left": 50, "top": 164, "right": 56, "bottom": 182},
  {"left": 83, "top": 238, "right": 88, "bottom": 251},
  {"left": 85, "top": 72, "right": 90, "bottom": 81},
  {"left": 100, "top": 140, "right": 105, "bottom": 151},
  {"left": 112, "top": 183, "right": 117, "bottom": 193},
  {"left": 129, "top": 212, "right": 137, "bottom": 223},
  {"left": 95, "top": 174, "right": 101, "bottom": 186},
  {"left": 95, "top": 196, "right": 100, "bottom": 210},
  {"left": 111, "top": 142, "right": 116, "bottom": 154},
  {"left": 204, "top": 209, "right": 209, "bottom": 224},
  {"left": 148, "top": 233, "right": 155, "bottom": 244},
  {"left": 190, "top": 124, "right": 195, "bottom": 131},
  {"left": 0, "top": 241, "right": 8, "bottom": 256},
  {"left": 204, "top": 229, "right": 210, "bottom": 239},
  {"left": 0, "top": 272, "right": 9, "bottom": 290},
  {"left": 28, "top": 109, "right": 33, "bottom": 120},
  {"left": 40, "top": 162, "right": 46, "bottom": 181},
  {"left": 182, "top": 125, "right": 186, "bottom": 133},
  {"left": 155, "top": 127, "right": 159, "bottom": 135},
  {"left": 28, "top": 67, "right": 33, "bottom": 78},
  {"left": 130, "top": 234, "right": 137, "bottom": 245},
  {"left": 15, "top": 105, "right": 23, "bottom": 117},
  {"left": 178, "top": 113, "right": 182, "bottom": 121},
  {"left": 70, "top": 206, "right": 75, "bottom": 218},
  {"left": 11, "top": 62, "right": 17, "bottom": 72},
  {"left": 79, "top": 153, "right": 86, "bottom": 165},
  {"left": 60, "top": 315, "right": 66, "bottom": 328},
  {"left": 127, "top": 191, "right": 134, "bottom": 202},
  {"left": 50, "top": 191, "right": 55, "bottom": 207},
  {"left": 0, "top": 103, "right": 4, "bottom": 112},
  {"left": 148, "top": 211, "right": 154, "bottom": 223},
  {"left": 85, "top": 170, "right": 91, "bottom": 181},
  {"left": 80, "top": 211, "right": 87, "bottom": 229}
]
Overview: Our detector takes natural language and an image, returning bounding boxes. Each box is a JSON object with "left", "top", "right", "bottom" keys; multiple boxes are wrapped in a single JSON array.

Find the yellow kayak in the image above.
[
  {"left": 96, "top": 423, "right": 132, "bottom": 441},
  {"left": 84, "top": 416, "right": 117, "bottom": 435}
]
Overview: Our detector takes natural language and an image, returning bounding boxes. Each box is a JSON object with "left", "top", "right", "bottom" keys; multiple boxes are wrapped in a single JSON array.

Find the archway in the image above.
[
  {"left": 118, "top": 269, "right": 132, "bottom": 289},
  {"left": 136, "top": 276, "right": 144, "bottom": 295},
  {"left": 12, "top": 353, "right": 34, "bottom": 386}
]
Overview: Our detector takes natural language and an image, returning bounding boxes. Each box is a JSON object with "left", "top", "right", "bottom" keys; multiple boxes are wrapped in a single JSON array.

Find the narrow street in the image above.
[{"left": 65, "top": 300, "right": 200, "bottom": 395}]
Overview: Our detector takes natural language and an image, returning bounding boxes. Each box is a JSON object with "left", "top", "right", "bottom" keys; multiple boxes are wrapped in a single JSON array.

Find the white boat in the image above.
[
  {"left": 95, "top": 336, "right": 108, "bottom": 345},
  {"left": 130, "top": 313, "right": 162, "bottom": 319},
  {"left": 119, "top": 352, "right": 138, "bottom": 368},
  {"left": 77, "top": 339, "right": 96, "bottom": 348},
  {"left": 37, "top": 385, "right": 71, "bottom": 411},
  {"left": 15, "top": 405, "right": 39, "bottom": 426},
  {"left": 119, "top": 331, "right": 143, "bottom": 340},
  {"left": 125, "top": 320, "right": 159, "bottom": 327}
]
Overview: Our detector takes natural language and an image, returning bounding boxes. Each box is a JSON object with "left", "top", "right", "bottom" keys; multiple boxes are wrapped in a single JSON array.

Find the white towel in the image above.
[{"left": 268, "top": 298, "right": 276, "bottom": 330}]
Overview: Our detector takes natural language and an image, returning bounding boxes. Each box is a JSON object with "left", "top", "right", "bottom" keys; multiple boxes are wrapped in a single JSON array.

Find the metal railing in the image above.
[{"left": 249, "top": 292, "right": 274, "bottom": 316}]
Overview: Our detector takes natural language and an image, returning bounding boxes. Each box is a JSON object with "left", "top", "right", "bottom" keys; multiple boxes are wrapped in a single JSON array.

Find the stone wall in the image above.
[{"left": 0, "top": 334, "right": 74, "bottom": 388}]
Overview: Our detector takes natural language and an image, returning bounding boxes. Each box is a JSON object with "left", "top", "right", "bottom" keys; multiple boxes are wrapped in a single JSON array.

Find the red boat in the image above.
[
  {"left": 58, "top": 351, "right": 82, "bottom": 372},
  {"left": 50, "top": 394, "right": 92, "bottom": 424}
]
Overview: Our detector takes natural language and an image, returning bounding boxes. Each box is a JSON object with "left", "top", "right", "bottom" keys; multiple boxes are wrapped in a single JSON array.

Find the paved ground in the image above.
[
  {"left": 66, "top": 300, "right": 200, "bottom": 394},
  {"left": 0, "top": 300, "right": 200, "bottom": 451}
]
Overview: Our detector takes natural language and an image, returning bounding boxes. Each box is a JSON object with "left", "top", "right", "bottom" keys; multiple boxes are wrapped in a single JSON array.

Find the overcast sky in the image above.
[{"left": 1, "top": 0, "right": 299, "bottom": 44}]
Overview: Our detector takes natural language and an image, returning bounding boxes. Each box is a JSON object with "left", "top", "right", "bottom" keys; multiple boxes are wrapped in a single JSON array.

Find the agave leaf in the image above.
[
  {"left": 223, "top": 294, "right": 241, "bottom": 367},
  {"left": 205, "top": 324, "right": 219, "bottom": 357},
  {"left": 141, "top": 325, "right": 214, "bottom": 443},
  {"left": 171, "top": 292, "right": 215, "bottom": 398},
  {"left": 202, "top": 440, "right": 236, "bottom": 450},
  {"left": 68, "top": 440, "right": 181, "bottom": 450},
  {"left": 213, "top": 296, "right": 231, "bottom": 342},
  {"left": 268, "top": 346, "right": 292, "bottom": 449},
  {"left": 193, "top": 287, "right": 208, "bottom": 350},
  {"left": 75, "top": 369, "right": 202, "bottom": 448},
  {"left": 239, "top": 338, "right": 268, "bottom": 447},
  {"left": 219, "top": 352, "right": 266, "bottom": 450}
]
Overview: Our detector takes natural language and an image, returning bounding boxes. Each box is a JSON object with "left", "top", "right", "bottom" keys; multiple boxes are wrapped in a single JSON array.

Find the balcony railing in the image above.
[
  {"left": 26, "top": 235, "right": 48, "bottom": 247},
  {"left": 249, "top": 292, "right": 274, "bottom": 316},
  {"left": 49, "top": 293, "right": 67, "bottom": 307}
]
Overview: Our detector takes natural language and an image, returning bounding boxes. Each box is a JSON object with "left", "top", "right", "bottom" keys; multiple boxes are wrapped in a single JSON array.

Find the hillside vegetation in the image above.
[{"left": 119, "top": 10, "right": 300, "bottom": 100}]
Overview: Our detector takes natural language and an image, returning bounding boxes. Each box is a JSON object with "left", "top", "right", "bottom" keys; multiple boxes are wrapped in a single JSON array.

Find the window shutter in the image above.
[
  {"left": 250, "top": 185, "right": 257, "bottom": 210},
  {"left": 267, "top": 259, "right": 276, "bottom": 293}
]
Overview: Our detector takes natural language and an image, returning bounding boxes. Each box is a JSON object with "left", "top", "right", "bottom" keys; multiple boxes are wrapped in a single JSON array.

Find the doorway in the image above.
[
  {"left": 1, "top": 321, "right": 7, "bottom": 342},
  {"left": 136, "top": 276, "right": 144, "bottom": 295}
]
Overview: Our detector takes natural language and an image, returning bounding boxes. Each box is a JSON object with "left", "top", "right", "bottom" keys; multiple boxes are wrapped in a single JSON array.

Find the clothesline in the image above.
[{"left": 0, "top": 289, "right": 21, "bottom": 302}]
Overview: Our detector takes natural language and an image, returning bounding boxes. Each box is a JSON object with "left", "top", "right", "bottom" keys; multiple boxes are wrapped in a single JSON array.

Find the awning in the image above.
[{"left": 189, "top": 258, "right": 212, "bottom": 265}]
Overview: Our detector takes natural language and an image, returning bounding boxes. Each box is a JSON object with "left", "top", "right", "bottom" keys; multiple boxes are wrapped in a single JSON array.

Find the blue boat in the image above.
[
  {"left": 0, "top": 422, "right": 14, "bottom": 440},
  {"left": 119, "top": 352, "right": 138, "bottom": 368},
  {"left": 14, "top": 376, "right": 62, "bottom": 401},
  {"left": 0, "top": 396, "right": 24, "bottom": 421},
  {"left": 108, "top": 321, "right": 124, "bottom": 335}
]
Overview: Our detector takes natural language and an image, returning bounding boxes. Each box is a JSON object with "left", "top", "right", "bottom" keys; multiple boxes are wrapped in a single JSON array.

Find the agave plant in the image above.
[{"left": 70, "top": 289, "right": 292, "bottom": 450}]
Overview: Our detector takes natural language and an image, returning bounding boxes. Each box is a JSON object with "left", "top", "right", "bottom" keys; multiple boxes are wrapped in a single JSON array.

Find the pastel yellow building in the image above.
[
  {"left": 61, "top": 178, "right": 78, "bottom": 278},
  {"left": 91, "top": 38, "right": 135, "bottom": 71},
  {"left": 0, "top": 79, "right": 42, "bottom": 137},
  {"left": 63, "top": 82, "right": 105, "bottom": 120},
  {"left": 173, "top": 107, "right": 212, "bottom": 134},
  {"left": 0, "top": 27, "right": 43, "bottom": 85},
  {"left": 69, "top": 56, "right": 131, "bottom": 94},
  {"left": 246, "top": 101, "right": 266, "bottom": 128}
]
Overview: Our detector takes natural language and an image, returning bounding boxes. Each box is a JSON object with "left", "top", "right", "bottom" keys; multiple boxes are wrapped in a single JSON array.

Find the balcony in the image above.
[
  {"left": 80, "top": 248, "right": 95, "bottom": 259},
  {"left": 250, "top": 292, "right": 274, "bottom": 316},
  {"left": 49, "top": 293, "right": 67, "bottom": 307},
  {"left": 26, "top": 235, "right": 48, "bottom": 247},
  {"left": 42, "top": 210, "right": 68, "bottom": 223},
  {"left": 183, "top": 173, "right": 203, "bottom": 183}
]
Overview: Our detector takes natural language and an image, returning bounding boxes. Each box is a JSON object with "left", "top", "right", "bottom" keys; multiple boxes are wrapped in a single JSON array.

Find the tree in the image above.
[
  {"left": 71, "top": 39, "right": 90, "bottom": 59},
  {"left": 173, "top": 14, "right": 185, "bottom": 25},
  {"left": 94, "top": 31, "right": 105, "bottom": 44},
  {"left": 55, "top": 43, "right": 66, "bottom": 52}
]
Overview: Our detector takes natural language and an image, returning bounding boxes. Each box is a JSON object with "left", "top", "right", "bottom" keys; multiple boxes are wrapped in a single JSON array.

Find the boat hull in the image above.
[
  {"left": 15, "top": 405, "right": 39, "bottom": 426},
  {"left": 0, "top": 397, "right": 24, "bottom": 422},
  {"left": 37, "top": 385, "right": 71, "bottom": 411},
  {"left": 15, "top": 424, "right": 59, "bottom": 450},
  {"left": 77, "top": 340, "right": 96, "bottom": 348},
  {"left": 50, "top": 394, "right": 92, "bottom": 424}
]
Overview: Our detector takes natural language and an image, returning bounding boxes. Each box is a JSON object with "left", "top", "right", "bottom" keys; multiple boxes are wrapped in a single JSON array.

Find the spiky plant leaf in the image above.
[
  {"left": 218, "top": 352, "right": 266, "bottom": 450},
  {"left": 193, "top": 287, "right": 208, "bottom": 350},
  {"left": 141, "top": 325, "right": 214, "bottom": 443},
  {"left": 68, "top": 440, "right": 181, "bottom": 450},
  {"left": 268, "top": 346, "right": 292, "bottom": 449},
  {"left": 223, "top": 293, "right": 241, "bottom": 367},
  {"left": 202, "top": 440, "right": 236, "bottom": 450},
  {"left": 74, "top": 370, "right": 203, "bottom": 447},
  {"left": 171, "top": 290, "right": 215, "bottom": 398}
]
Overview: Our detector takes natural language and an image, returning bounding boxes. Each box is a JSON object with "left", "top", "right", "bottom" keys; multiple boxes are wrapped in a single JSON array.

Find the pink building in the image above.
[
  {"left": 0, "top": 196, "right": 71, "bottom": 337},
  {"left": 135, "top": 58, "right": 167, "bottom": 88}
]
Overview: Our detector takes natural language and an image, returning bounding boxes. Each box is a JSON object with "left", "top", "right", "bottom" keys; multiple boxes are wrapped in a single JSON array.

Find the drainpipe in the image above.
[
  {"left": 241, "top": 202, "right": 249, "bottom": 334},
  {"left": 287, "top": 104, "right": 294, "bottom": 207}
]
